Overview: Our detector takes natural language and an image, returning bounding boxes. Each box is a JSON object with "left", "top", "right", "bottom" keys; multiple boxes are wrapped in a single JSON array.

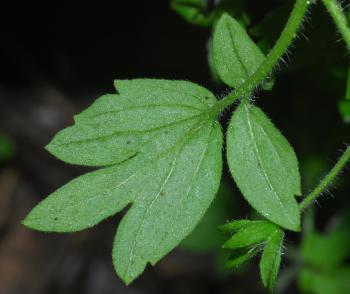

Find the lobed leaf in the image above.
[
  {"left": 226, "top": 102, "right": 301, "bottom": 231},
  {"left": 23, "top": 79, "right": 223, "bottom": 284},
  {"left": 212, "top": 13, "right": 265, "bottom": 88},
  {"left": 46, "top": 79, "right": 217, "bottom": 167}
]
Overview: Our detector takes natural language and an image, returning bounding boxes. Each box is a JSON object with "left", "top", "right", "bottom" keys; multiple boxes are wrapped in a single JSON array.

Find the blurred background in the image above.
[{"left": 0, "top": 0, "right": 350, "bottom": 293}]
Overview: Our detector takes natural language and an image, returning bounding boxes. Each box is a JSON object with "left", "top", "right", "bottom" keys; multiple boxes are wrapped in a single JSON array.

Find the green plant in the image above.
[
  {"left": 23, "top": 0, "right": 350, "bottom": 292},
  {"left": 298, "top": 215, "right": 350, "bottom": 294}
]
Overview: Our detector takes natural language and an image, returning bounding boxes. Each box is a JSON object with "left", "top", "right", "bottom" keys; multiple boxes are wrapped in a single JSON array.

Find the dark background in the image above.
[{"left": 0, "top": 1, "right": 349, "bottom": 293}]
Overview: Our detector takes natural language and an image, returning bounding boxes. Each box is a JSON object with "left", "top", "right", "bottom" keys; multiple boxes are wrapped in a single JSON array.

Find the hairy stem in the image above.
[
  {"left": 211, "top": 0, "right": 309, "bottom": 115},
  {"left": 322, "top": 0, "right": 350, "bottom": 49},
  {"left": 299, "top": 146, "right": 350, "bottom": 210}
]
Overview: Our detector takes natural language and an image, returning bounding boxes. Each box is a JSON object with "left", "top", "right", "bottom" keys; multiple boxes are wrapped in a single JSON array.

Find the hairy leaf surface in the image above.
[
  {"left": 46, "top": 79, "right": 217, "bottom": 166},
  {"left": 225, "top": 247, "right": 259, "bottom": 268},
  {"left": 259, "top": 228, "right": 284, "bottom": 292},
  {"left": 218, "top": 219, "right": 258, "bottom": 233},
  {"left": 220, "top": 219, "right": 284, "bottom": 291},
  {"left": 222, "top": 220, "right": 277, "bottom": 249},
  {"left": 227, "top": 103, "right": 301, "bottom": 231},
  {"left": 213, "top": 13, "right": 265, "bottom": 88},
  {"left": 23, "top": 79, "right": 223, "bottom": 284}
]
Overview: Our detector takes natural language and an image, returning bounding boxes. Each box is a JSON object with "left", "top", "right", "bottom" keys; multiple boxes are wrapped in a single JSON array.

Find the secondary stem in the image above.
[
  {"left": 211, "top": 0, "right": 309, "bottom": 115},
  {"left": 299, "top": 146, "right": 350, "bottom": 210},
  {"left": 322, "top": 0, "right": 350, "bottom": 49}
]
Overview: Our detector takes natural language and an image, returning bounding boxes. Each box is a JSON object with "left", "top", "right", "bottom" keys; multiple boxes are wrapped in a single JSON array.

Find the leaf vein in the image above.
[{"left": 244, "top": 104, "right": 294, "bottom": 225}]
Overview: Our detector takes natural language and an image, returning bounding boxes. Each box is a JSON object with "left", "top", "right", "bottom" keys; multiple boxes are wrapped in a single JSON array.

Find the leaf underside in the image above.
[
  {"left": 226, "top": 102, "right": 301, "bottom": 231},
  {"left": 23, "top": 79, "right": 223, "bottom": 284},
  {"left": 213, "top": 13, "right": 265, "bottom": 88}
]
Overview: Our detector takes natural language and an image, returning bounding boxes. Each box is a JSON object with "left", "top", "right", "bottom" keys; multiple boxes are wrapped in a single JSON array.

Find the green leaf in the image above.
[
  {"left": 226, "top": 102, "right": 301, "bottom": 231},
  {"left": 171, "top": 0, "right": 249, "bottom": 29},
  {"left": 301, "top": 217, "right": 350, "bottom": 270},
  {"left": 220, "top": 219, "right": 284, "bottom": 291},
  {"left": 23, "top": 79, "right": 223, "bottom": 284},
  {"left": 171, "top": 0, "right": 214, "bottom": 27},
  {"left": 212, "top": 13, "right": 265, "bottom": 88},
  {"left": 259, "top": 228, "right": 284, "bottom": 292},
  {"left": 223, "top": 221, "right": 276, "bottom": 249},
  {"left": 46, "top": 79, "right": 217, "bottom": 166},
  {"left": 299, "top": 216, "right": 350, "bottom": 294},
  {"left": 339, "top": 99, "right": 350, "bottom": 123},
  {"left": 302, "top": 232, "right": 350, "bottom": 270},
  {"left": 226, "top": 246, "right": 260, "bottom": 268},
  {"left": 218, "top": 219, "right": 256, "bottom": 233},
  {"left": 207, "top": 37, "right": 221, "bottom": 83},
  {"left": 298, "top": 267, "right": 350, "bottom": 294}
]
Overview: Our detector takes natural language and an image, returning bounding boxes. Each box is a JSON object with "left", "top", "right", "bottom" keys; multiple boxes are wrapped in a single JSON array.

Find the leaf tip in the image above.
[
  {"left": 45, "top": 139, "right": 62, "bottom": 160},
  {"left": 21, "top": 213, "right": 40, "bottom": 231},
  {"left": 219, "top": 12, "right": 232, "bottom": 22},
  {"left": 285, "top": 212, "right": 301, "bottom": 233},
  {"left": 281, "top": 220, "right": 300, "bottom": 233},
  {"left": 44, "top": 139, "right": 70, "bottom": 164},
  {"left": 44, "top": 142, "right": 54, "bottom": 154},
  {"left": 113, "top": 260, "right": 139, "bottom": 286},
  {"left": 221, "top": 240, "right": 230, "bottom": 249},
  {"left": 120, "top": 275, "right": 134, "bottom": 286},
  {"left": 217, "top": 224, "right": 229, "bottom": 232}
]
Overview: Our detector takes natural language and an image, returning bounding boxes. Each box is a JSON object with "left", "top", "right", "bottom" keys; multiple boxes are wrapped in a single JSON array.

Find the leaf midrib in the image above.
[
  {"left": 51, "top": 114, "right": 202, "bottom": 148},
  {"left": 244, "top": 104, "right": 294, "bottom": 227},
  {"left": 32, "top": 118, "right": 212, "bottom": 226},
  {"left": 225, "top": 18, "right": 249, "bottom": 80},
  {"left": 134, "top": 83, "right": 215, "bottom": 108},
  {"left": 87, "top": 103, "right": 203, "bottom": 120},
  {"left": 123, "top": 120, "right": 215, "bottom": 278},
  {"left": 156, "top": 124, "right": 214, "bottom": 254}
]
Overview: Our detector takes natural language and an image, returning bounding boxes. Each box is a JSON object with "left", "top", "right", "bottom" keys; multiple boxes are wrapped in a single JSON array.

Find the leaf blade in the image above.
[
  {"left": 225, "top": 246, "right": 260, "bottom": 268},
  {"left": 24, "top": 79, "right": 223, "bottom": 285},
  {"left": 227, "top": 103, "right": 301, "bottom": 231},
  {"left": 218, "top": 219, "right": 262, "bottom": 233},
  {"left": 113, "top": 121, "right": 223, "bottom": 284},
  {"left": 259, "top": 228, "right": 284, "bottom": 292},
  {"left": 213, "top": 13, "right": 265, "bottom": 88},
  {"left": 222, "top": 221, "right": 275, "bottom": 249},
  {"left": 47, "top": 79, "right": 216, "bottom": 167}
]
